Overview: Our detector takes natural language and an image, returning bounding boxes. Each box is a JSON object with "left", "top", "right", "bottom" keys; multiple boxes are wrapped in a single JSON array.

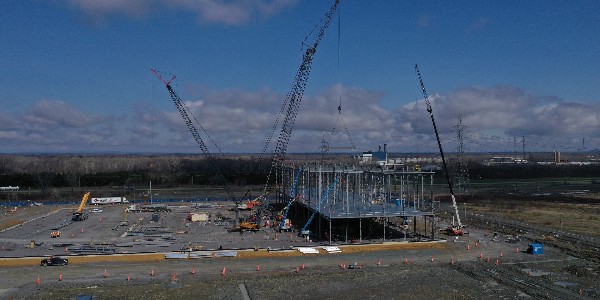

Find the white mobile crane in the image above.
[{"left": 415, "top": 65, "right": 464, "bottom": 236}]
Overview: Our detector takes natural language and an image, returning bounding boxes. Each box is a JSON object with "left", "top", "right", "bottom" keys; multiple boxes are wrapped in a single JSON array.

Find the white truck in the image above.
[
  {"left": 125, "top": 205, "right": 139, "bottom": 212},
  {"left": 90, "top": 197, "right": 128, "bottom": 205}
]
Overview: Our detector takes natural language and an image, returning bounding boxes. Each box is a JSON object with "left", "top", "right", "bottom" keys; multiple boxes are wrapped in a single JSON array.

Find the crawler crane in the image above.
[
  {"left": 263, "top": 0, "right": 340, "bottom": 191},
  {"left": 151, "top": 69, "right": 244, "bottom": 228}
]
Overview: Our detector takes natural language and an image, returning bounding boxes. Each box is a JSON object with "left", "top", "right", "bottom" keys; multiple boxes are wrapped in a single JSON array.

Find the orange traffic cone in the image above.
[
  {"left": 191, "top": 268, "right": 196, "bottom": 274},
  {"left": 221, "top": 267, "right": 227, "bottom": 276},
  {"left": 450, "top": 259, "right": 454, "bottom": 265},
  {"left": 127, "top": 274, "right": 131, "bottom": 282},
  {"left": 495, "top": 259, "right": 500, "bottom": 266},
  {"left": 59, "top": 274, "right": 63, "bottom": 281},
  {"left": 36, "top": 276, "right": 40, "bottom": 286},
  {"left": 295, "top": 266, "right": 300, "bottom": 273},
  {"left": 256, "top": 265, "right": 260, "bottom": 272},
  {"left": 150, "top": 269, "right": 155, "bottom": 276},
  {"left": 103, "top": 270, "right": 108, "bottom": 278},
  {"left": 431, "top": 256, "right": 435, "bottom": 262},
  {"left": 301, "top": 263, "right": 305, "bottom": 269},
  {"left": 377, "top": 259, "right": 381, "bottom": 265},
  {"left": 171, "top": 273, "right": 177, "bottom": 280},
  {"left": 500, "top": 252, "right": 504, "bottom": 257},
  {"left": 405, "top": 258, "right": 409, "bottom": 265},
  {"left": 466, "top": 245, "right": 471, "bottom": 250}
]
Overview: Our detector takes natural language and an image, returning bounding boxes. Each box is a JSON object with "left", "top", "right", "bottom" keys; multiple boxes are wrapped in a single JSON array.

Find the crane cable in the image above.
[{"left": 324, "top": 6, "right": 356, "bottom": 153}]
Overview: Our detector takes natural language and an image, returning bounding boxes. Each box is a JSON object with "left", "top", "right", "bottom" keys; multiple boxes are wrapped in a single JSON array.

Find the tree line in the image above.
[
  {"left": 1, "top": 154, "right": 598, "bottom": 196},
  {"left": 0, "top": 154, "right": 271, "bottom": 199}
]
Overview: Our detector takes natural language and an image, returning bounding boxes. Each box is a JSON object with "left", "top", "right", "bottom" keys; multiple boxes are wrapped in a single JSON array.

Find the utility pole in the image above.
[
  {"left": 513, "top": 137, "right": 517, "bottom": 161},
  {"left": 521, "top": 136, "right": 526, "bottom": 160},
  {"left": 454, "top": 115, "right": 469, "bottom": 194}
]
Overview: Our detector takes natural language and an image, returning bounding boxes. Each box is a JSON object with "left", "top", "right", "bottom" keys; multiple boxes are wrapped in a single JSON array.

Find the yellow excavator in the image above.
[{"left": 72, "top": 192, "right": 91, "bottom": 221}]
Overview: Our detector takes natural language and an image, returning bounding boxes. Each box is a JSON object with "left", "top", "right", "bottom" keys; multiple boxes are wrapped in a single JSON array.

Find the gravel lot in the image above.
[{"left": 1, "top": 203, "right": 599, "bottom": 299}]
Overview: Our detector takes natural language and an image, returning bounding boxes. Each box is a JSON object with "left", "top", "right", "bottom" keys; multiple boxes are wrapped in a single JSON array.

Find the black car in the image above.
[{"left": 40, "top": 256, "right": 68, "bottom": 266}]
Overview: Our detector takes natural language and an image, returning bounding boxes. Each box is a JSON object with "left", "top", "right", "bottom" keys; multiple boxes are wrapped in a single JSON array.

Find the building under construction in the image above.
[{"left": 273, "top": 164, "right": 438, "bottom": 244}]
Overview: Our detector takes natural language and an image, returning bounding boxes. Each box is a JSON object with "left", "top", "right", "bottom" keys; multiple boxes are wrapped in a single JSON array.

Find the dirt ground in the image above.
[
  {"left": 1, "top": 225, "right": 598, "bottom": 299},
  {"left": 1, "top": 201, "right": 599, "bottom": 299}
]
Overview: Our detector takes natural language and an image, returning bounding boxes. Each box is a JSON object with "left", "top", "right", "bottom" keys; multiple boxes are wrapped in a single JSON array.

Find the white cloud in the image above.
[
  {"left": 65, "top": 0, "right": 298, "bottom": 25},
  {"left": 25, "top": 100, "right": 104, "bottom": 129},
  {"left": 398, "top": 86, "right": 600, "bottom": 152},
  {"left": 0, "top": 85, "right": 598, "bottom": 153}
]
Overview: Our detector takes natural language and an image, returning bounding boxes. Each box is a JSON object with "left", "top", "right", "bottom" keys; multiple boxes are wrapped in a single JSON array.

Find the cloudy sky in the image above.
[{"left": 1, "top": 0, "right": 599, "bottom": 154}]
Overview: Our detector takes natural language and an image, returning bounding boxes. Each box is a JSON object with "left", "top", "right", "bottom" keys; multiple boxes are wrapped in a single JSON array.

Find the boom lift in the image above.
[
  {"left": 300, "top": 176, "right": 339, "bottom": 237},
  {"left": 415, "top": 65, "right": 464, "bottom": 236},
  {"left": 72, "top": 192, "right": 91, "bottom": 221},
  {"left": 279, "top": 167, "right": 303, "bottom": 232}
]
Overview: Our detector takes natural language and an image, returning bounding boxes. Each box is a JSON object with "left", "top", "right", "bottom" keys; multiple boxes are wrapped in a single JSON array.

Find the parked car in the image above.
[{"left": 40, "top": 256, "right": 68, "bottom": 266}]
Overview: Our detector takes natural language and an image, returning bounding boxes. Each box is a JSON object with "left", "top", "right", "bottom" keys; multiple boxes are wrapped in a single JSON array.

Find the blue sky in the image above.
[{"left": 1, "top": 0, "right": 599, "bottom": 154}]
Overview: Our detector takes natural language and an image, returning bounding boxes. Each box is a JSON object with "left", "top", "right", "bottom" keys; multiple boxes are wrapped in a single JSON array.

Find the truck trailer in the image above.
[{"left": 90, "top": 197, "right": 128, "bottom": 205}]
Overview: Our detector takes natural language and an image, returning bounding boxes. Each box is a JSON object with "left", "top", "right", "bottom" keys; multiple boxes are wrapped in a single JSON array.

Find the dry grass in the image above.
[
  {"left": 0, "top": 219, "right": 24, "bottom": 231},
  {"left": 468, "top": 201, "right": 600, "bottom": 237}
]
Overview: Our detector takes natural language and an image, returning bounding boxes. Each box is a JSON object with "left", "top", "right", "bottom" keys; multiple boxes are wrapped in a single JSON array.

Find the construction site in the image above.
[
  {"left": 273, "top": 165, "right": 438, "bottom": 243},
  {"left": 1, "top": 0, "right": 600, "bottom": 299}
]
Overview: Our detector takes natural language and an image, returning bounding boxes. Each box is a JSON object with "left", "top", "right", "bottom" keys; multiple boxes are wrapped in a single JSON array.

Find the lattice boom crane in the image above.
[
  {"left": 150, "top": 69, "right": 235, "bottom": 202},
  {"left": 264, "top": 0, "right": 340, "bottom": 189}
]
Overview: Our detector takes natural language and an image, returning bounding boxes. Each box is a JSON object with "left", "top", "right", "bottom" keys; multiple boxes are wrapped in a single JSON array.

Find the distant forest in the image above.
[
  {"left": 0, "top": 155, "right": 270, "bottom": 192},
  {"left": 1, "top": 154, "right": 599, "bottom": 192}
]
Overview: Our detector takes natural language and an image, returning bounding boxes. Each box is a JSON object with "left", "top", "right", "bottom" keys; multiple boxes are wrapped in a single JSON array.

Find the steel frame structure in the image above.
[{"left": 277, "top": 164, "right": 438, "bottom": 244}]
